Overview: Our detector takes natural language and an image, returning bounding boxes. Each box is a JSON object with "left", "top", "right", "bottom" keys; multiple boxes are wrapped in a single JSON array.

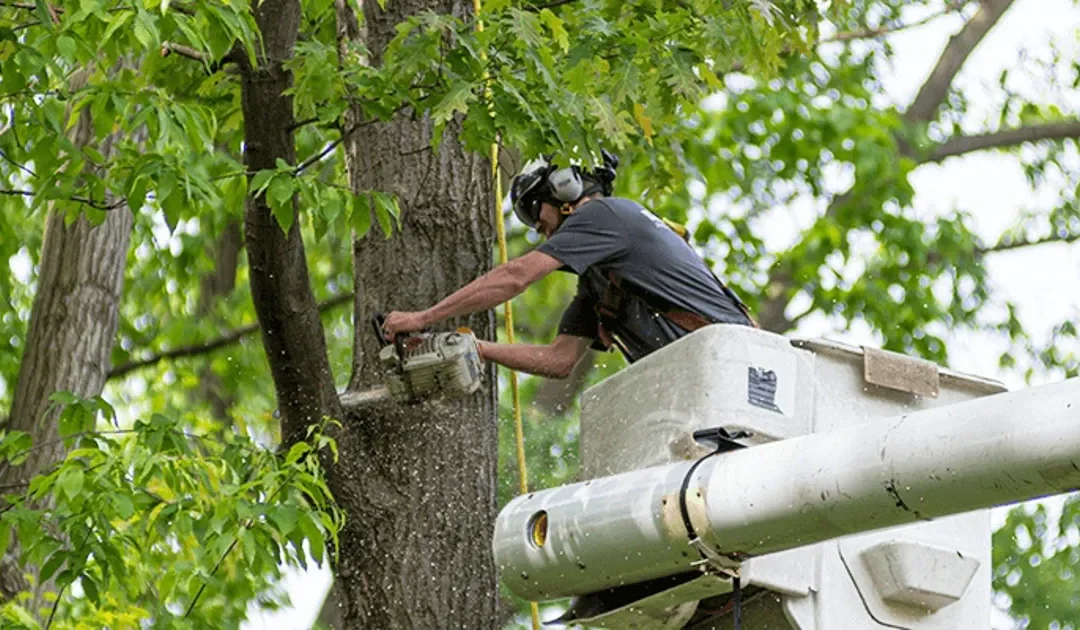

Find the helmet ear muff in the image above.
[{"left": 547, "top": 166, "right": 584, "bottom": 203}]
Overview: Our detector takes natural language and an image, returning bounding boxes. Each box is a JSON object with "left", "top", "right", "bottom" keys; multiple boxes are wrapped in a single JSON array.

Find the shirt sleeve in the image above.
[
  {"left": 557, "top": 283, "right": 599, "bottom": 341},
  {"left": 537, "top": 200, "right": 626, "bottom": 275}
]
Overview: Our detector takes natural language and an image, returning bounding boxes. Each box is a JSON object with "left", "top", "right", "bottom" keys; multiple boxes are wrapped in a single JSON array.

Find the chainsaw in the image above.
[{"left": 341, "top": 313, "right": 485, "bottom": 406}]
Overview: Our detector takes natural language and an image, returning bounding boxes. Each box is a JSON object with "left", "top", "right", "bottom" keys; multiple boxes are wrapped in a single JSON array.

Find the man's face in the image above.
[{"left": 536, "top": 202, "right": 563, "bottom": 239}]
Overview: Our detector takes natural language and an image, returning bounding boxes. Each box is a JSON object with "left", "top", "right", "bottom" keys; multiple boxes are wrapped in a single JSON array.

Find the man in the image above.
[{"left": 382, "top": 153, "right": 755, "bottom": 378}]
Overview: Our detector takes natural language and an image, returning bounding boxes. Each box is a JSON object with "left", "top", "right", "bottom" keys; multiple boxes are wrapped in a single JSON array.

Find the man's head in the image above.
[{"left": 510, "top": 151, "right": 619, "bottom": 237}]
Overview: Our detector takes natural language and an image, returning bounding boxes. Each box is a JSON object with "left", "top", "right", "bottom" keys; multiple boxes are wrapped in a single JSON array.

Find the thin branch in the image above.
[
  {"left": 530, "top": 0, "right": 576, "bottom": 9},
  {"left": 159, "top": 41, "right": 207, "bottom": 62},
  {"left": 184, "top": 537, "right": 240, "bottom": 617},
  {"left": 288, "top": 116, "right": 321, "bottom": 132},
  {"left": 108, "top": 292, "right": 355, "bottom": 380},
  {"left": 294, "top": 138, "right": 345, "bottom": 175},
  {"left": 291, "top": 109, "right": 407, "bottom": 175},
  {"left": 906, "top": 0, "right": 1015, "bottom": 123},
  {"left": 926, "top": 121, "right": 1080, "bottom": 163},
  {"left": 983, "top": 231, "right": 1080, "bottom": 255},
  {"left": 820, "top": 7, "right": 959, "bottom": 44},
  {"left": 44, "top": 575, "right": 67, "bottom": 629},
  {"left": 0, "top": 149, "right": 36, "bottom": 177},
  {"left": 0, "top": 188, "right": 126, "bottom": 211}
]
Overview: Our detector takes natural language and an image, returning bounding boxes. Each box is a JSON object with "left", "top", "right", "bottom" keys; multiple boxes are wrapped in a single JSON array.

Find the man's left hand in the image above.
[{"left": 382, "top": 310, "right": 430, "bottom": 340}]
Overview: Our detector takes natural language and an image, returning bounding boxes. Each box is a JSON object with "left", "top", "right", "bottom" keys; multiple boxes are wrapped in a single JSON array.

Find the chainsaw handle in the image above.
[
  {"left": 372, "top": 312, "right": 410, "bottom": 367},
  {"left": 371, "top": 313, "right": 390, "bottom": 347}
]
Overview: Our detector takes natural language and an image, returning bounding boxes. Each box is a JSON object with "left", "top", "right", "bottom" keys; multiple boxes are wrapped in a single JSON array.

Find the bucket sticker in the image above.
[
  {"left": 748, "top": 367, "right": 783, "bottom": 413},
  {"left": 746, "top": 346, "right": 797, "bottom": 416}
]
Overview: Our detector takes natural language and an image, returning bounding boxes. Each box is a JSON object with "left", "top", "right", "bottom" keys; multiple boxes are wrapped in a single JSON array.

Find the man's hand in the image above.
[{"left": 382, "top": 310, "right": 430, "bottom": 340}]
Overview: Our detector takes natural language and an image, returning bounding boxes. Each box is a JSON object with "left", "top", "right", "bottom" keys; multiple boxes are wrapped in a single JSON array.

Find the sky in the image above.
[{"left": 246, "top": 1, "right": 1080, "bottom": 627}]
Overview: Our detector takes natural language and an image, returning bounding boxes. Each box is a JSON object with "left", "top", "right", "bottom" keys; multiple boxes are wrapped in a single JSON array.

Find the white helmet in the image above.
[{"left": 509, "top": 156, "right": 585, "bottom": 228}]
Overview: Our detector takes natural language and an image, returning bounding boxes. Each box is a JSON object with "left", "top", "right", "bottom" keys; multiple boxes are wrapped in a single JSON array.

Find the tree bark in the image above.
[
  {"left": 238, "top": 0, "right": 343, "bottom": 450},
  {"left": 329, "top": 0, "right": 500, "bottom": 626},
  {"left": 0, "top": 70, "right": 133, "bottom": 601},
  {"left": 905, "top": 0, "right": 1016, "bottom": 123},
  {"left": 927, "top": 120, "right": 1080, "bottom": 162}
]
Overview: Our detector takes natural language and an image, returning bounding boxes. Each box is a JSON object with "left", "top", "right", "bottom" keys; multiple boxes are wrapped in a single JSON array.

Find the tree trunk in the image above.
[
  {"left": 192, "top": 221, "right": 244, "bottom": 423},
  {"left": 329, "top": 1, "right": 500, "bottom": 626},
  {"left": 0, "top": 77, "right": 133, "bottom": 598},
  {"left": 238, "top": 0, "right": 343, "bottom": 449}
]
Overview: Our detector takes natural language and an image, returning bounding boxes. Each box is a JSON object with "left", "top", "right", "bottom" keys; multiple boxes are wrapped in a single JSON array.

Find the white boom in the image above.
[{"left": 493, "top": 377, "right": 1080, "bottom": 602}]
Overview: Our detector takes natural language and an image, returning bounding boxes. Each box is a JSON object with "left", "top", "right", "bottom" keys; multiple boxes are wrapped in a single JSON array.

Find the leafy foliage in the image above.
[
  {"left": 994, "top": 497, "right": 1080, "bottom": 628},
  {"left": 0, "top": 394, "right": 342, "bottom": 628}
]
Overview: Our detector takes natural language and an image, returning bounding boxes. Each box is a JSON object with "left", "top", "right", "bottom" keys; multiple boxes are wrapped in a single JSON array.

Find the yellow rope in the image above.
[{"left": 473, "top": 3, "right": 540, "bottom": 629}]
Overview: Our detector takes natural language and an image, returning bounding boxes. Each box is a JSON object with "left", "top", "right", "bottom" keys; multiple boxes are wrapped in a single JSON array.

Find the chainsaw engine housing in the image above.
[{"left": 378, "top": 331, "right": 484, "bottom": 402}]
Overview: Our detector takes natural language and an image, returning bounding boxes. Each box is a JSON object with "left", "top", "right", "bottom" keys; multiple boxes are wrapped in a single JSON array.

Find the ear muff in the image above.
[{"left": 547, "top": 166, "right": 584, "bottom": 203}]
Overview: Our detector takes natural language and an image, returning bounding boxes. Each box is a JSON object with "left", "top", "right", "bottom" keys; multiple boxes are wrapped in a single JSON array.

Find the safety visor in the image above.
[{"left": 510, "top": 158, "right": 551, "bottom": 228}]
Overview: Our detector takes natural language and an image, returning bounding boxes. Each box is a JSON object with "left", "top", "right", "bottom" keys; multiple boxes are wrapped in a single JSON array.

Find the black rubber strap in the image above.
[
  {"left": 733, "top": 576, "right": 742, "bottom": 628},
  {"left": 678, "top": 427, "right": 748, "bottom": 630},
  {"left": 677, "top": 449, "right": 716, "bottom": 545}
]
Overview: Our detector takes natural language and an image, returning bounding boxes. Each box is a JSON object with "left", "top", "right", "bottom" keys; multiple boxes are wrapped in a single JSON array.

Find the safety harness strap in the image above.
[{"left": 592, "top": 269, "right": 755, "bottom": 358}]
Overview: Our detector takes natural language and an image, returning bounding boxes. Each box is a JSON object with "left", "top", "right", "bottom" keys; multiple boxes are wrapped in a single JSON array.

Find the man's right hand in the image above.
[{"left": 382, "top": 310, "right": 431, "bottom": 340}]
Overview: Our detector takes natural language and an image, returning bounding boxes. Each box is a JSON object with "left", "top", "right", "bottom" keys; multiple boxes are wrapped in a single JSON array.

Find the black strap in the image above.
[
  {"left": 733, "top": 576, "right": 742, "bottom": 627},
  {"left": 678, "top": 427, "right": 750, "bottom": 629},
  {"left": 677, "top": 447, "right": 718, "bottom": 543}
]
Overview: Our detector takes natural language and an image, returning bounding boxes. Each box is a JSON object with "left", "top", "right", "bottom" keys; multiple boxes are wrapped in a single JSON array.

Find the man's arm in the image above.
[
  {"left": 383, "top": 250, "right": 564, "bottom": 337},
  {"left": 478, "top": 334, "right": 592, "bottom": 379}
]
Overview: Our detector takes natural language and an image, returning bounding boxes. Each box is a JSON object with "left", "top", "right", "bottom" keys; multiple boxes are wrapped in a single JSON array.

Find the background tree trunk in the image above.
[
  {"left": 193, "top": 221, "right": 243, "bottom": 423},
  {"left": 0, "top": 75, "right": 133, "bottom": 599},
  {"left": 329, "top": 0, "right": 500, "bottom": 625}
]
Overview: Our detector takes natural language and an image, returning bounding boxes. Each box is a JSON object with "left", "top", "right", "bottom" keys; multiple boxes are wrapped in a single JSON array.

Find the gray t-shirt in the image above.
[{"left": 537, "top": 197, "right": 751, "bottom": 362}]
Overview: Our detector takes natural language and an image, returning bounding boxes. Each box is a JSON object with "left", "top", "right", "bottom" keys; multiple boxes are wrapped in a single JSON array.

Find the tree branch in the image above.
[
  {"left": 983, "top": 231, "right": 1080, "bottom": 255},
  {"left": 295, "top": 138, "right": 344, "bottom": 175},
  {"left": 0, "top": 188, "right": 126, "bottom": 210},
  {"left": 926, "top": 120, "right": 1080, "bottom": 163},
  {"left": 0, "top": 149, "right": 36, "bottom": 177},
  {"left": 820, "top": 6, "right": 960, "bottom": 44},
  {"left": 905, "top": 0, "right": 1015, "bottom": 123},
  {"left": 531, "top": 0, "right": 575, "bottom": 9},
  {"left": 159, "top": 41, "right": 207, "bottom": 62},
  {"left": 754, "top": 1, "right": 1018, "bottom": 335},
  {"left": 107, "top": 292, "right": 354, "bottom": 380}
]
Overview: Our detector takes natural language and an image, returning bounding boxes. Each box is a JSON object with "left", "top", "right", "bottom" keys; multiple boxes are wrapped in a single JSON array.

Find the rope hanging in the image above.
[{"left": 471, "top": 2, "right": 541, "bottom": 628}]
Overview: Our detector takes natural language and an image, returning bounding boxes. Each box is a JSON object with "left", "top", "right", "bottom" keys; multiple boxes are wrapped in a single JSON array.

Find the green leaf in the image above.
[
  {"left": 350, "top": 192, "right": 372, "bottom": 238},
  {"left": 56, "top": 35, "right": 77, "bottom": 59},
  {"left": 267, "top": 177, "right": 295, "bottom": 233},
  {"left": 59, "top": 467, "right": 84, "bottom": 500},
  {"left": 299, "top": 513, "right": 324, "bottom": 565},
  {"left": 133, "top": 20, "right": 153, "bottom": 49},
  {"left": 539, "top": 10, "right": 569, "bottom": 53},
  {"left": 271, "top": 506, "right": 299, "bottom": 536},
  {"left": 372, "top": 191, "right": 397, "bottom": 238},
  {"left": 431, "top": 81, "right": 476, "bottom": 125},
  {"left": 250, "top": 169, "right": 275, "bottom": 195},
  {"left": 100, "top": 10, "right": 133, "bottom": 43},
  {"left": 40, "top": 551, "right": 66, "bottom": 583},
  {"left": 81, "top": 574, "right": 100, "bottom": 604},
  {"left": 285, "top": 442, "right": 311, "bottom": 465},
  {"left": 112, "top": 493, "right": 135, "bottom": 519}
]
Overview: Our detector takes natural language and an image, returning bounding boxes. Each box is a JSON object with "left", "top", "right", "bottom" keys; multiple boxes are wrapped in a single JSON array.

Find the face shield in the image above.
[{"left": 509, "top": 157, "right": 552, "bottom": 228}]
